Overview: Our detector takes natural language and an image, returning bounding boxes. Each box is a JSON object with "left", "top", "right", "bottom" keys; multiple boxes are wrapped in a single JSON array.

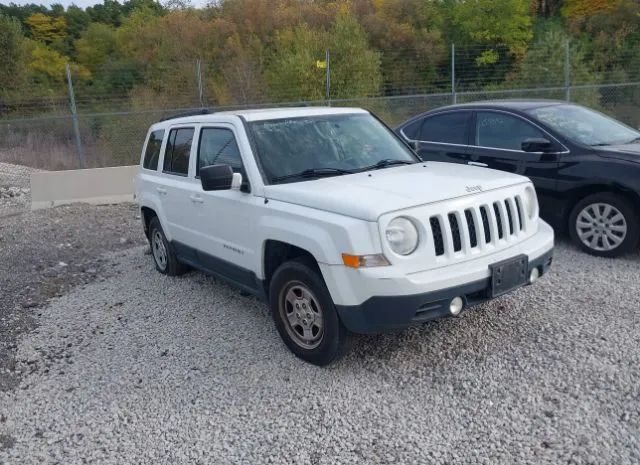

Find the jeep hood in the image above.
[{"left": 263, "top": 162, "right": 529, "bottom": 221}]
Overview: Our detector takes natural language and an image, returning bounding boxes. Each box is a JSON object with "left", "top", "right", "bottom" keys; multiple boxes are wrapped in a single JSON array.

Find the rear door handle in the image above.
[
  {"left": 189, "top": 194, "right": 204, "bottom": 204},
  {"left": 468, "top": 161, "right": 488, "bottom": 168},
  {"left": 156, "top": 187, "right": 167, "bottom": 195}
]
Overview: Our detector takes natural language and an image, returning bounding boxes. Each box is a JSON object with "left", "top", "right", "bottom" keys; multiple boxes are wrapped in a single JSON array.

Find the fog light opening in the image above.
[
  {"left": 528, "top": 267, "right": 540, "bottom": 285},
  {"left": 449, "top": 296, "right": 464, "bottom": 316}
]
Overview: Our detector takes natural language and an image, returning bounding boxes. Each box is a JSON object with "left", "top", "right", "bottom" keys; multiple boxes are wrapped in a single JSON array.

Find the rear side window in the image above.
[
  {"left": 400, "top": 119, "right": 422, "bottom": 140},
  {"left": 163, "top": 128, "right": 194, "bottom": 176},
  {"left": 197, "top": 128, "right": 243, "bottom": 176},
  {"left": 142, "top": 130, "right": 164, "bottom": 170},
  {"left": 419, "top": 112, "right": 470, "bottom": 144}
]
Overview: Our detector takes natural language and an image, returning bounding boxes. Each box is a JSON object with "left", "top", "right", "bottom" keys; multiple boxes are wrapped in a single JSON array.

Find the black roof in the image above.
[
  {"left": 396, "top": 99, "right": 571, "bottom": 129},
  {"left": 429, "top": 99, "right": 566, "bottom": 112}
]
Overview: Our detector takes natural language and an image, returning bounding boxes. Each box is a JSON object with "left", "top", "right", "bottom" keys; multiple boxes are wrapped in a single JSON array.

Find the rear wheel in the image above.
[
  {"left": 569, "top": 193, "right": 639, "bottom": 257},
  {"left": 269, "top": 258, "right": 349, "bottom": 365},
  {"left": 148, "top": 217, "right": 188, "bottom": 276}
]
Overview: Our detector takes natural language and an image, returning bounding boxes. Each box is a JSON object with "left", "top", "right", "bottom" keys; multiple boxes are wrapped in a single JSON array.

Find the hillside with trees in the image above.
[
  {"left": 1, "top": 0, "right": 639, "bottom": 117},
  {"left": 2, "top": 0, "right": 640, "bottom": 169}
]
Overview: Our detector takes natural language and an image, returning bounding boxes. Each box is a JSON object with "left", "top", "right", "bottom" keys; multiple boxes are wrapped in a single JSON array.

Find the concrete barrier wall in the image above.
[{"left": 31, "top": 165, "right": 138, "bottom": 210}]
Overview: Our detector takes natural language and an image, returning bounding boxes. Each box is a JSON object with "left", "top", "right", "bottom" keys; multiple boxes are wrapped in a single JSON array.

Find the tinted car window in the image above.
[
  {"left": 197, "top": 128, "right": 242, "bottom": 176},
  {"left": 419, "top": 112, "right": 470, "bottom": 144},
  {"left": 163, "top": 128, "right": 194, "bottom": 176},
  {"left": 475, "top": 112, "right": 544, "bottom": 151},
  {"left": 142, "top": 130, "right": 164, "bottom": 170},
  {"left": 400, "top": 119, "right": 422, "bottom": 139}
]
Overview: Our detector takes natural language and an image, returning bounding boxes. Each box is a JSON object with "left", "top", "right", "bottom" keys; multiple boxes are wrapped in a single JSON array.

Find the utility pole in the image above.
[
  {"left": 196, "top": 59, "right": 204, "bottom": 108},
  {"left": 564, "top": 40, "right": 571, "bottom": 102},
  {"left": 451, "top": 43, "right": 457, "bottom": 104},
  {"left": 65, "top": 63, "right": 85, "bottom": 169},
  {"left": 325, "top": 49, "right": 331, "bottom": 105}
]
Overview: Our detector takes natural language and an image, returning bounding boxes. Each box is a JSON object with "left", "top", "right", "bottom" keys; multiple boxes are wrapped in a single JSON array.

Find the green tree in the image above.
[
  {"left": 356, "top": 0, "right": 446, "bottom": 94},
  {"left": 0, "top": 14, "right": 27, "bottom": 90},
  {"left": 442, "top": 0, "right": 534, "bottom": 90},
  {"left": 264, "top": 25, "right": 327, "bottom": 101},
  {"left": 265, "top": 11, "right": 381, "bottom": 102},
  {"left": 75, "top": 23, "right": 118, "bottom": 72},
  {"left": 27, "top": 40, "right": 68, "bottom": 83},
  {"left": 328, "top": 12, "right": 381, "bottom": 99},
  {"left": 65, "top": 5, "right": 91, "bottom": 40},
  {"left": 448, "top": 0, "right": 533, "bottom": 59},
  {"left": 507, "top": 22, "right": 601, "bottom": 107},
  {"left": 25, "top": 12, "right": 67, "bottom": 44}
]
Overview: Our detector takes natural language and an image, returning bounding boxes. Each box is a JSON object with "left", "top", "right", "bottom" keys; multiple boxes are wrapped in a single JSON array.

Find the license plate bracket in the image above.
[{"left": 490, "top": 255, "right": 528, "bottom": 298}]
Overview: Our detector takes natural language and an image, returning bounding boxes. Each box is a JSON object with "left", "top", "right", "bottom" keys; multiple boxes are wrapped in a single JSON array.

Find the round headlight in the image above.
[
  {"left": 385, "top": 217, "right": 419, "bottom": 255},
  {"left": 523, "top": 186, "right": 538, "bottom": 219}
]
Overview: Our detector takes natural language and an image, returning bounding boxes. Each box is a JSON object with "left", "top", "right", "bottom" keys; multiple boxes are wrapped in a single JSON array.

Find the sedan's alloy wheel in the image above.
[{"left": 576, "top": 202, "right": 628, "bottom": 252}]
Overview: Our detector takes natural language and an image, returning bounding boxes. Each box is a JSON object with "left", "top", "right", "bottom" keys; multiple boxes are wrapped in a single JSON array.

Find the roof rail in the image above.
[{"left": 159, "top": 108, "right": 211, "bottom": 122}]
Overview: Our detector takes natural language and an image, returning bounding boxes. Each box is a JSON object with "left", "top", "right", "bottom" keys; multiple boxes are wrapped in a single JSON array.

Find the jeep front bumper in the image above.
[{"left": 321, "top": 221, "right": 554, "bottom": 334}]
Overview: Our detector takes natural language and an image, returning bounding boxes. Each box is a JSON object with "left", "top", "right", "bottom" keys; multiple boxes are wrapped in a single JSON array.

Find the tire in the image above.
[
  {"left": 269, "top": 258, "right": 350, "bottom": 366},
  {"left": 148, "top": 217, "right": 188, "bottom": 276},
  {"left": 569, "top": 193, "right": 639, "bottom": 257}
]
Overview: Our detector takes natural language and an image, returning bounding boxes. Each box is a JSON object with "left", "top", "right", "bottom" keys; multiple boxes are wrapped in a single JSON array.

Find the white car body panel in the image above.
[{"left": 135, "top": 107, "right": 554, "bottom": 312}]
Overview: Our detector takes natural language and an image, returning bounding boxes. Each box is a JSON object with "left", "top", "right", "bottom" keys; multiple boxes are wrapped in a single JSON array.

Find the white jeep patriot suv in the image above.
[{"left": 136, "top": 107, "right": 554, "bottom": 365}]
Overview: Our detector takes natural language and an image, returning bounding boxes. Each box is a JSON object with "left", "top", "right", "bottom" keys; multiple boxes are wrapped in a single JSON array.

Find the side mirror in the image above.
[
  {"left": 200, "top": 164, "right": 235, "bottom": 191},
  {"left": 522, "top": 137, "right": 554, "bottom": 153}
]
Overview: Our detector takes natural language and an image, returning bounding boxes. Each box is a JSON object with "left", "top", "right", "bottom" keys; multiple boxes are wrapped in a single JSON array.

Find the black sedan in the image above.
[{"left": 396, "top": 100, "right": 640, "bottom": 257}]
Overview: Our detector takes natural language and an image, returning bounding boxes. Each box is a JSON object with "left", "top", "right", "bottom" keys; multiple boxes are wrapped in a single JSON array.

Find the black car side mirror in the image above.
[
  {"left": 200, "top": 164, "right": 234, "bottom": 191},
  {"left": 522, "top": 137, "right": 554, "bottom": 153}
]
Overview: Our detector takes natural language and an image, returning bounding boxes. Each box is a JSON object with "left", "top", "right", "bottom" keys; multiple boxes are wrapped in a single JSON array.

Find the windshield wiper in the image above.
[
  {"left": 356, "top": 158, "right": 416, "bottom": 172},
  {"left": 271, "top": 167, "right": 354, "bottom": 183},
  {"left": 625, "top": 137, "right": 640, "bottom": 144}
]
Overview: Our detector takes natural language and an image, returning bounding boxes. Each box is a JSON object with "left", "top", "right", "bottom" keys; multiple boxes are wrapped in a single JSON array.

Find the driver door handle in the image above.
[
  {"left": 156, "top": 187, "right": 167, "bottom": 195},
  {"left": 468, "top": 161, "right": 488, "bottom": 168},
  {"left": 189, "top": 194, "right": 204, "bottom": 204}
]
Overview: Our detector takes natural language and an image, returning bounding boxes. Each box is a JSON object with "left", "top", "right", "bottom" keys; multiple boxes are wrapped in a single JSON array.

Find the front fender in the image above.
[{"left": 255, "top": 199, "right": 383, "bottom": 278}]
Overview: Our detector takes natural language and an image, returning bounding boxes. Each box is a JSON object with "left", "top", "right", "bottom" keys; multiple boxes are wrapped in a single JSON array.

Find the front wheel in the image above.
[
  {"left": 569, "top": 193, "right": 639, "bottom": 257},
  {"left": 269, "top": 258, "right": 349, "bottom": 366}
]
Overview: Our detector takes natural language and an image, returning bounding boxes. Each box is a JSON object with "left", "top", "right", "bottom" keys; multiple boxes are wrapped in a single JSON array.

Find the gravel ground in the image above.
[
  {"left": 0, "top": 163, "right": 146, "bottom": 393},
  {"left": 1, "top": 230, "right": 639, "bottom": 463},
  {"left": 0, "top": 162, "right": 36, "bottom": 215}
]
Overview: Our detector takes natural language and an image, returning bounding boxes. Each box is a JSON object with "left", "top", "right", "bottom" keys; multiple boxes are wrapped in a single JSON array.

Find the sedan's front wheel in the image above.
[{"left": 569, "top": 193, "right": 638, "bottom": 257}]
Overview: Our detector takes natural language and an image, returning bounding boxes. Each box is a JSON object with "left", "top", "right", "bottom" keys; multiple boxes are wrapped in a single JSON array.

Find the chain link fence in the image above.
[{"left": 2, "top": 43, "right": 640, "bottom": 170}]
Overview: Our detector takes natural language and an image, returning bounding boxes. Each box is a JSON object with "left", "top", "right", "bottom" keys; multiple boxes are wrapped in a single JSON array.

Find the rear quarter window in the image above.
[
  {"left": 142, "top": 130, "right": 164, "bottom": 170},
  {"left": 400, "top": 119, "right": 422, "bottom": 140}
]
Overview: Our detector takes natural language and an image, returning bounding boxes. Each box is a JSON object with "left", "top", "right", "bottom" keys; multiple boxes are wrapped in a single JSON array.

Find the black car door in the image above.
[
  {"left": 402, "top": 110, "right": 472, "bottom": 164},
  {"left": 467, "top": 110, "right": 562, "bottom": 209}
]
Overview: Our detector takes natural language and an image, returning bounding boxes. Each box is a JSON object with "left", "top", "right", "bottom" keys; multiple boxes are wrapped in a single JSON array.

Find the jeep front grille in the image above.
[
  {"left": 448, "top": 213, "right": 462, "bottom": 252},
  {"left": 430, "top": 217, "right": 445, "bottom": 256},
  {"left": 428, "top": 195, "right": 527, "bottom": 257},
  {"left": 464, "top": 209, "right": 478, "bottom": 248}
]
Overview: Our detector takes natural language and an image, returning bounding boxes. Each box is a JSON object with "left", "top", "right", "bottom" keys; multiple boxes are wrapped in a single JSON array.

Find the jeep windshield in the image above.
[{"left": 248, "top": 113, "right": 419, "bottom": 184}]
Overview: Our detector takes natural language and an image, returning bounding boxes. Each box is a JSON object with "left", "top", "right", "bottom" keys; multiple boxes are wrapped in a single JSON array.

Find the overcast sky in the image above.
[{"left": 0, "top": 0, "right": 210, "bottom": 8}]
